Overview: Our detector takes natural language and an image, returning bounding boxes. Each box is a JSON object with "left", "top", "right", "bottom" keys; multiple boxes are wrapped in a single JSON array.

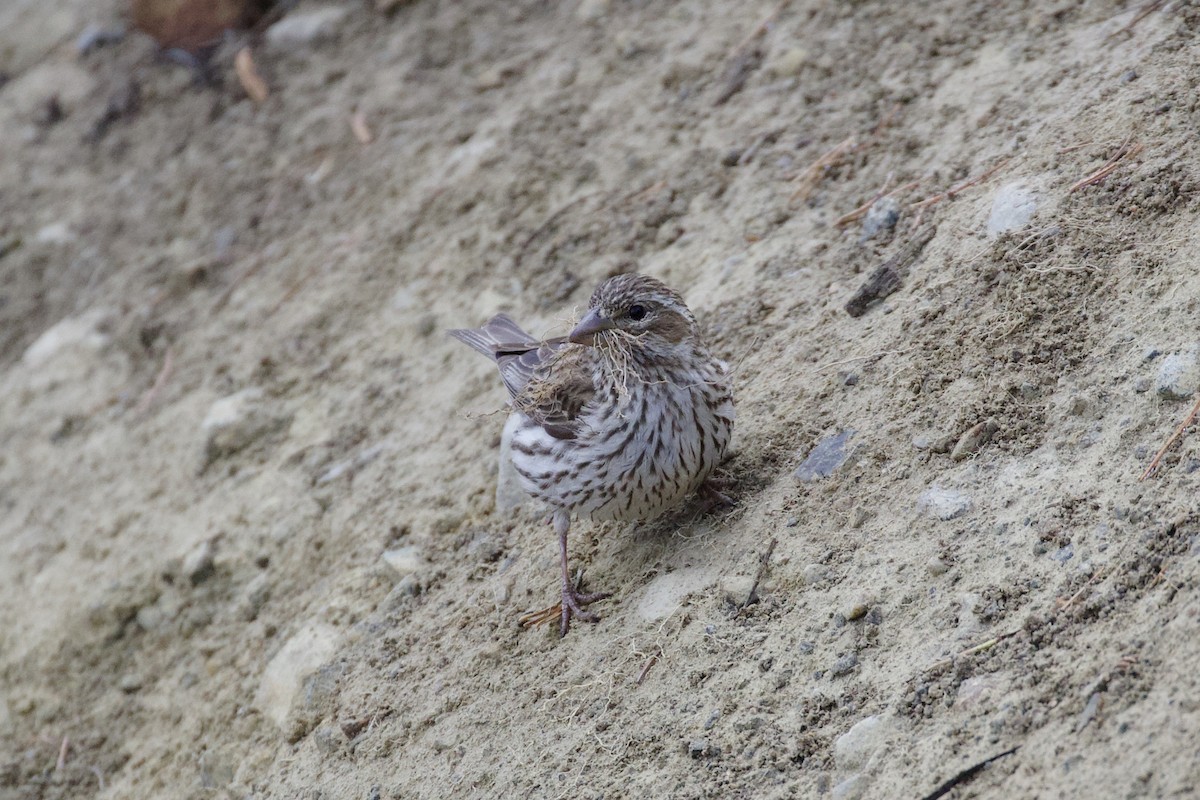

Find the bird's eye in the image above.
[{"left": 628, "top": 304, "right": 647, "bottom": 321}]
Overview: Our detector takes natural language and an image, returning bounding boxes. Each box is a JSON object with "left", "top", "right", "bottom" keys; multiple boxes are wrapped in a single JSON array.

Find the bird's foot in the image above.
[
  {"left": 518, "top": 576, "right": 611, "bottom": 637},
  {"left": 696, "top": 473, "right": 735, "bottom": 513}
]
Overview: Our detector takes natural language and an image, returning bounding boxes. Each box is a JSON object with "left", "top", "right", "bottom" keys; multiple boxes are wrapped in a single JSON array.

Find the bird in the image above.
[{"left": 450, "top": 273, "right": 734, "bottom": 635}]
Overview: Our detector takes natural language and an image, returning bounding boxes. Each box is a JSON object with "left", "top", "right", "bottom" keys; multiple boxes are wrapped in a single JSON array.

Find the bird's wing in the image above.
[
  {"left": 450, "top": 315, "right": 595, "bottom": 437},
  {"left": 512, "top": 346, "right": 597, "bottom": 440}
]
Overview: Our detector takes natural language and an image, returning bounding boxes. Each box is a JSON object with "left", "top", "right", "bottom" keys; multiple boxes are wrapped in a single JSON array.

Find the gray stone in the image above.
[
  {"left": 831, "top": 653, "right": 859, "bottom": 677},
  {"left": 917, "top": 486, "right": 972, "bottom": 520},
  {"left": 1155, "top": 347, "right": 1200, "bottom": 401},
  {"left": 795, "top": 430, "right": 856, "bottom": 482},
  {"left": 183, "top": 539, "right": 216, "bottom": 585},
  {"left": 861, "top": 196, "right": 900, "bottom": 239}
]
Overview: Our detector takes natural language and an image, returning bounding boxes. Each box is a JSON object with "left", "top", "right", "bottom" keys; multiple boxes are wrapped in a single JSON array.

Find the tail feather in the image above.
[{"left": 448, "top": 313, "right": 536, "bottom": 361}]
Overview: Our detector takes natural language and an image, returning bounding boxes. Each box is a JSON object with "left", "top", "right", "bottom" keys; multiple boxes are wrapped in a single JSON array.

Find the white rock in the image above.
[
  {"left": 831, "top": 774, "right": 867, "bottom": 800},
  {"left": 834, "top": 715, "right": 890, "bottom": 771},
  {"left": 381, "top": 545, "right": 426, "bottom": 578},
  {"left": 35, "top": 222, "right": 75, "bottom": 244},
  {"left": 256, "top": 623, "right": 340, "bottom": 729},
  {"left": 22, "top": 309, "right": 111, "bottom": 367},
  {"left": 265, "top": 6, "right": 349, "bottom": 47},
  {"left": 496, "top": 414, "right": 529, "bottom": 512},
  {"left": 635, "top": 567, "right": 716, "bottom": 621},
  {"left": 986, "top": 182, "right": 1037, "bottom": 236},
  {"left": 576, "top": 0, "right": 610, "bottom": 22},
  {"left": 917, "top": 486, "right": 972, "bottom": 520},
  {"left": 201, "top": 388, "right": 289, "bottom": 466}
]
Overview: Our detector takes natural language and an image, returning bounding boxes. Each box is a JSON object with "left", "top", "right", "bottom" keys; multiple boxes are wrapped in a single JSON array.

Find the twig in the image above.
[
  {"left": 635, "top": 648, "right": 661, "bottom": 685},
  {"left": 1140, "top": 393, "right": 1200, "bottom": 480},
  {"left": 135, "top": 347, "right": 174, "bottom": 415},
  {"left": 234, "top": 47, "right": 269, "bottom": 104},
  {"left": 789, "top": 137, "right": 856, "bottom": 203},
  {"left": 56, "top": 736, "right": 70, "bottom": 772},
  {"left": 921, "top": 746, "right": 1020, "bottom": 800},
  {"left": 350, "top": 110, "right": 374, "bottom": 144},
  {"left": 844, "top": 224, "right": 937, "bottom": 317},
  {"left": 1068, "top": 138, "right": 1143, "bottom": 192},
  {"left": 740, "top": 538, "right": 778, "bottom": 610},
  {"left": 834, "top": 178, "right": 920, "bottom": 227},
  {"left": 1105, "top": 0, "right": 1165, "bottom": 42},
  {"left": 909, "top": 158, "right": 1011, "bottom": 213},
  {"left": 923, "top": 629, "right": 1021, "bottom": 673}
]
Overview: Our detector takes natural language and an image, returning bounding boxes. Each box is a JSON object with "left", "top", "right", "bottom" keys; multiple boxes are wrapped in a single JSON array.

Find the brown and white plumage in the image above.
[{"left": 450, "top": 274, "right": 735, "bottom": 635}]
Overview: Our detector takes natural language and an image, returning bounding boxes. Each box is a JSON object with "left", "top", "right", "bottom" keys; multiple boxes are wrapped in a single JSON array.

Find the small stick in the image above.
[
  {"left": 921, "top": 746, "right": 1020, "bottom": 800},
  {"left": 135, "top": 347, "right": 174, "bottom": 415},
  {"left": 234, "top": 47, "right": 269, "bottom": 104},
  {"left": 1140, "top": 393, "right": 1200, "bottom": 480},
  {"left": 350, "top": 110, "right": 374, "bottom": 144},
  {"left": 833, "top": 178, "right": 920, "bottom": 227},
  {"left": 741, "top": 538, "right": 778, "bottom": 609},
  {"left": 635, "top": 648, "right": 661, "bottom": 685},
  {"left": 909, "top": 158, "right": 1011, "bottom": 212},
  {"left": 1068, "top": 140, "right": 1143, "bottom": 192},
  {"left": 1105, "top": 0, "right": 1165, "bottom": 42},
  {"left": 56, "top": 735, "right": 70, "bottom": 772},
  {"left": 789, "top": 136, "right": 856, "bottom": 203}
]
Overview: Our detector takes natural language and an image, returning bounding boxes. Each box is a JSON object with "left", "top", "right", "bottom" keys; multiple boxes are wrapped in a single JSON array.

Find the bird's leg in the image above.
[
  {"left": 555, "top": 509, "right": 610, "bottom": 637},
  {"left": 695, "top": 472, "right": 734, "bottom": 513}
]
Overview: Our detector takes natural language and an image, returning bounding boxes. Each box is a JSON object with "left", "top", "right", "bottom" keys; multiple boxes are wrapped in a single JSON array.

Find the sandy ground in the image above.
[{"left": 1, "top": 0, "right": 1199, "bottom": 797}]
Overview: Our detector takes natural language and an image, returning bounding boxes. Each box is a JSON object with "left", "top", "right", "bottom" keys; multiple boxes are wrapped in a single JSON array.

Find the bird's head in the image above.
[{"left": 568, "top": 274, "right": 699, "bottom": 354}]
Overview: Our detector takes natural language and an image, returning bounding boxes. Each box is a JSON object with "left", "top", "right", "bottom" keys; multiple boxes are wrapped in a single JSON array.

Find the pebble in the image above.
[
  {"left": 255, "top": 623, "right": 341, "bottom": 732},
  {"left": 916, "top": 486, "right": 972, "bottom": 520},
  {"left": 1049, "top": 543, "right": 1075, "bottom": 564},
  {"left": 239, "top": 573, "right": 271, "bottom": 621},
  {"left": 265, "top": 6, "right": 349, "bottom": 47},
  {"left": 797, "top": 641, "right": 815, "bottom": 655},
  {"left": 381, "top": 545, "right": 427, "bottom": 578},
  {"left": 987, "top": 182, "right": 1037, "bottom": 236},
  {"left": 846, "top": 602, "right": 870, "bottom": 622},
  {"left": 803, "top": 563, "right": 830, "bottom": 585},
  {"left": 22, "top": 309, "right": 111, "bottom": 367},
  {"left": 794, "top": 430, "right": 856, "bottom": 482},
  {"left": 926, "top": 556, "right": 951, "bottom": 576},
  {"left": 118, "top": 674, "right": 143, "bottom": 693},
  {"left": 496, "top": 415, "right": 529, "bottom": 511},
  {"left": 1155, "top": 347, "right": 1200, "bottom": 400},
  {"left": 183, "top": 539, "right": 217, "bottom": 585},
  {"left": 766, "top": 46, "right": 809, "bottom": 78},
  {"left": 861, "top": 196, "right": 900, "bottom": 240},
  {"left": 576, "top": 0, "right": 610, "bottom": 22},
  {"left": 831, "top": 653, "right": 859, "bottom": 677},
  {"left": 950, "top": 418, "right": 998, "bottom": 461},
  {"left": 637, "top": 567, "right": 717, "bottom": 621},
  {"left": 718, "top": 573, "right": 755, "bottom": 606},
  {"left": 703, "top": 709, "right": 720, "bottom": 730},
  {"left": 834, "top": 714, "right": 889, "bottom": 770},
  {"left": 384, "top": 575, "right": 422, "bottom": 609},
  {"left": 831, "top": 774, "right": 867, "bottom": 800},
  {"left": 687, "top": 739, "right": 709, "bottom": 759},
  {"left": 200, "top": 388, "right": 291, "bottom": 469}
]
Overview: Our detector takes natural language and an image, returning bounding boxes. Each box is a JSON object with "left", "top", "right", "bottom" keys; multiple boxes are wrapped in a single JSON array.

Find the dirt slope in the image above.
[{"left": 1, "top": 1, "right": 1198, "bottom": 798}]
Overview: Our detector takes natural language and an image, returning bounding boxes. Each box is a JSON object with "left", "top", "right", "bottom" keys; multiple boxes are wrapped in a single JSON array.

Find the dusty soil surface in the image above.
[{"left": 2, "top": 1, "right": 1199, "bottom": 798}]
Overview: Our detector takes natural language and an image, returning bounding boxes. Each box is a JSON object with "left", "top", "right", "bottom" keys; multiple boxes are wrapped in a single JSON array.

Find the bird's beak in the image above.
[{"left": 569, "top": 308, "right": 616, "bottom": 346}]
